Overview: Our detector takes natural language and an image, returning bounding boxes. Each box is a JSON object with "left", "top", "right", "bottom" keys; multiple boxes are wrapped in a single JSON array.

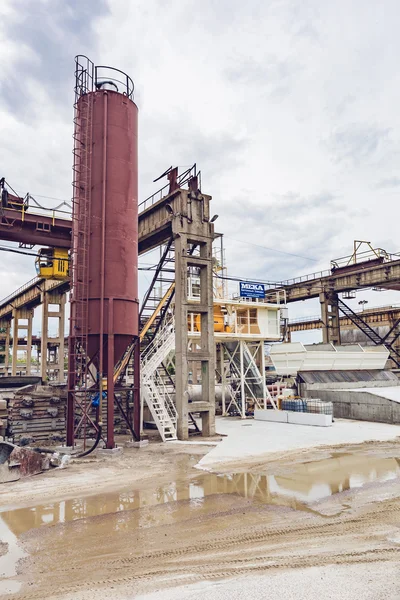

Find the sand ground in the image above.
[{"left": 0, "top": 419, "right": 399, "bottom": 599}]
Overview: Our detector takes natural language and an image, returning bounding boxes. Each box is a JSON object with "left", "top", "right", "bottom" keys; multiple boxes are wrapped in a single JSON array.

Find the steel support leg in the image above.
[
  {"left": 260, "top": 342, "right": 267, "bottom": 409},
  {"left": 240, "top": 340, "right": 245, "bottom": 418},
  {"left": 106, "top": 325, "right": 115, "bottom": 449},
  {"left": 133, "top": 338, "right": 141, "bottom": 440},
  {"left": 66, "top": 338, "right": 76, "bottom": 447}
]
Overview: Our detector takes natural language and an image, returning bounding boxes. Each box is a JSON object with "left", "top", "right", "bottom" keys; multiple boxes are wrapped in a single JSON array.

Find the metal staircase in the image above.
[
  {"left": 140, "top": 239, "right": 176, "bottom": 345},
  {"left": 138, "top": 239, "right": 205, "bottom": 439},
  {"left": 382, "top": 318, "right": 400, "bottom": 348},
  {"left": 141, "top": 315, "right": 177, "bottom": 441},
  {"left": 338, "top": 299, "right": 400, "bottom": 367}
]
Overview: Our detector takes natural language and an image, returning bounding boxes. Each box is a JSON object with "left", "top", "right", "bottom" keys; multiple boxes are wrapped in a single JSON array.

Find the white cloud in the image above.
[{"left": 2, "top": 0, "right": 400, "bottom": 336}]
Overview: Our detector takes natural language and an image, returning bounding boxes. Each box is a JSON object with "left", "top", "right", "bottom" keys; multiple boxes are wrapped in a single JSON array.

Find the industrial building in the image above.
[{"left": 1, "top": 57, "right": 400, "bottom": 454}]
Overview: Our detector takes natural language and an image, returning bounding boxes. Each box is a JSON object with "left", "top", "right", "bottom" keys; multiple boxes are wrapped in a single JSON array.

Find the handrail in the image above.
[
  {"left": 6, "top": 164, "right": 200, "bottom": 222},
  {"left": 289, "top": 302, "right": 400, "bottom": 324},
  {"left": 265, "top": 252, "right": 400, "bottom": 290},
  {"left": 0, "top": 277, "right": 67, "bottom": 310},
  {"left": 0, "top": 276, "right": 41, "bottom": 308},
  {"left": 3, "top": 204, "right": 72, "bottom": 221},
  {"left": 138, "top": 164, "right": 200, "bottom": 213}
]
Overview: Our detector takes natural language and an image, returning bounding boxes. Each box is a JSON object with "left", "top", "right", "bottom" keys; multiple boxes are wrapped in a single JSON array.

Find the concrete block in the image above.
[
  {"left": 125, "top": 440, "right": 149, "bottom": 448},
  {"left": 254, "top": 409, "right": 288, "bottom": 423},
  {"left": 288, "top": 412, "right": 332, "bottom": 427},
  {"left": 97, "top": 446, "right": 123, "bottom": 457},
  {"left": 125, "top": 439, "right": 149, "bottom": 448}
]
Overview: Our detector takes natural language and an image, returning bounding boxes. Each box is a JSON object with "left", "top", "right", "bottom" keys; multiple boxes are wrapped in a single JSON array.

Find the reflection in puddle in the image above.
[
  {"left": 0, "top": 453, "right": 399, "bottom": 594},
  {"left": 271, "top": 454, "right": 400, "bottom": 503},
  {"left": 0, "top": 516, "right": 27, "bottom": 595},
  {"left": 1, "top": 454, "right": 399, "bottom": 537}
]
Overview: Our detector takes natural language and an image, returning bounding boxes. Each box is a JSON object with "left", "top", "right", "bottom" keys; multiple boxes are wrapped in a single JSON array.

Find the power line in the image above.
[
  {"left": 15, "top": 191, "right": 70, "bottom": 204},
  {"left": 0, "top": 246, "right": 39, "bottom": 258},
  {"left": 224, "top": 236, "right": 318, "bottom": 262},
  {"left": 213, "top": 272, "right": 279, "bottom": 286}
]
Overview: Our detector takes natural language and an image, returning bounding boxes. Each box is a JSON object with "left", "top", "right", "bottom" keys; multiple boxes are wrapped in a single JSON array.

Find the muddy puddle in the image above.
[
  {"left": 0, "top": 452, "right": 399, "bottom": 595},
  {"left": 1, "top": 452, "right": 399, "bottom": 535}
]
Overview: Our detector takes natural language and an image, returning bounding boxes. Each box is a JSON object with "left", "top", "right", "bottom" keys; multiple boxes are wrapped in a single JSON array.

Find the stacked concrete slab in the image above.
[
  {"left": 1, "top": 382, "right": 134, "bottom": 445},
  {"left": 6, "top": 385, "right": 66, "bottom": 444}
]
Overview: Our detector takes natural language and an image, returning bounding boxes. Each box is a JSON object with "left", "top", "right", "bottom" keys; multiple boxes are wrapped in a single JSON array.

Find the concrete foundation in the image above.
[
  {"left": 287, "top": 411, "right": 332, "bottom": 427},
  {"left": 97, "top": 446, "right": 123, "bottom": 457},
  {"left": 125, "top": 439, "right": 149, "bottom": 448},
  {"left": 254, "top": 409, "right": 332, "bottom": 427},
  {"left": 254, "top": 409, "right": 288, "bottom": 423}
]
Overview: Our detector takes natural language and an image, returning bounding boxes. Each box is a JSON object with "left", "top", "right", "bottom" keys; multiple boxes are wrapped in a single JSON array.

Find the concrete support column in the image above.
[
  {"left": 173, "top": 189, "right": 216, "bottom": 440},
  {"left": 41, "top": 289, "right": 67, "bottom": 382},
  {"left": 11, "top": 308, "right": 33, "bottom": 376},
  {"left": 198, "top": 235, "right": 216, "bottom": 436},
  {"left": 0, "top": 319, "right": 11, "bottom": 376},
  {"left": 175, "top": 232, "right": 190, "bottom": 440},
  {"left": 320, "top": 291, "right": 341, "bottom": 345}
]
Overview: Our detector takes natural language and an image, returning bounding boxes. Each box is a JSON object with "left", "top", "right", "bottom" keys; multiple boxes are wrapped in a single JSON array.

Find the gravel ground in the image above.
[{"left": 136, "top": 562, "right": 400, "bottom": 600}]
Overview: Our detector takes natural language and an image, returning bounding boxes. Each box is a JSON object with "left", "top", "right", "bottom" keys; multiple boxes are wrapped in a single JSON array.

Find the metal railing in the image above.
[
  {"left": 264, "top": 269, "right": 332, "bottom": 289},
  {"left": 2, "top": 194, "right": 72, "bottom": 223},
  {"left": 0, "top": 276, "right": 41, "bottom": 308},
  {"left": 265, "top": 252, "right": 400, "bottom": 290},
  {"left": 289, "top": 302, "right": 400, "bottom": 325},
  {"left": 75, "top": 55, "right": 134, "bottom": 100},
  {"left": 331, "top": 241, "right": 400, "bottom": 270},
  {"left": 138, "top": 164, "right": 200, "bottom": 213},
  {"left": 0, "top": 276, "right": 66, "bottom": 309}
]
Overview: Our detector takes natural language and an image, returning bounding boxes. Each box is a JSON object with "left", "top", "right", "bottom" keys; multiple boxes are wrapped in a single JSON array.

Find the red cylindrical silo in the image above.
[
  {"left": 68, "top": 57, "right": 139, "bottom": 449},
  {"left": 85, "top": 89, "right": 138, "bottom": 370},
  {"left": 71, "top": 61, "right": 138, "bottom": 374}
]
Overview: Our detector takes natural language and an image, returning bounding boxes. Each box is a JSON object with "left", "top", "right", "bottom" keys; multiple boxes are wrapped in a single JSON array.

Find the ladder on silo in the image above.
[{"left": 68, "top": 57, "right": 96, "bottom": 442}]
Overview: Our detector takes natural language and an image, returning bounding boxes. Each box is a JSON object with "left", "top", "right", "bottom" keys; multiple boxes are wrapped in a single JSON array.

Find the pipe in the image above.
[
  {"left": 76, "top": 425, "right": 102, "bottom": 458},
  {"left": 98, "top": 91, "right": 108, "bottom": 435}
]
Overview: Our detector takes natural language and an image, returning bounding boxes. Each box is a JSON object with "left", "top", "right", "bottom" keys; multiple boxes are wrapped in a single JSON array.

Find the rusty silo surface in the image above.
[
  {"left": 67, "top": 56, "right": 139, "bottom": 449},
  {"left": 85, "top": 85, "right": 138, "bottom": 367}
]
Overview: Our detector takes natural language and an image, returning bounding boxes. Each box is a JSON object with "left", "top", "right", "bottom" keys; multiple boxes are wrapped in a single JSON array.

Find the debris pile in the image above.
[{"left": 0, "top": 441, "right": 72, "bottom": 484}]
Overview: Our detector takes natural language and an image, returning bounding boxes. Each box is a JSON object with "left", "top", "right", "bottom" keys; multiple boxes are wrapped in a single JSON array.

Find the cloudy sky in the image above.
[{"left": 1, "top": 0, "right": 400, "bottom": 338}]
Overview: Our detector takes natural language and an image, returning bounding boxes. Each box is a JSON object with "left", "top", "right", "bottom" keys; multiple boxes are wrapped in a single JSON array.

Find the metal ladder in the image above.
[
  {"left": 68, "top": 57, "right": 95, "bottom": 441},
  {"left": 141, "top": 316, "right": 177, "bottom": 441}
]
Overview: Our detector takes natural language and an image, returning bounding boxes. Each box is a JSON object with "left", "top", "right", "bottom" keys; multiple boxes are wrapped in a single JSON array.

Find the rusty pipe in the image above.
[{"left": 98, "top": 91, "right": 108, "bottom": 426}]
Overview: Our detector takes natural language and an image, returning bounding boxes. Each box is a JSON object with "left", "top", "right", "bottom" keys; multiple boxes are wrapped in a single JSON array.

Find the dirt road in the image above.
[{"left": 1, "top": 438, "right": 400, "bottom": 599}]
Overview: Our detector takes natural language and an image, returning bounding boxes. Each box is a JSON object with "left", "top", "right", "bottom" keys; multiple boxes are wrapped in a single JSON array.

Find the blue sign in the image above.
[{"left": 239, "top": 282, "right": 265, "bottom": 299}]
